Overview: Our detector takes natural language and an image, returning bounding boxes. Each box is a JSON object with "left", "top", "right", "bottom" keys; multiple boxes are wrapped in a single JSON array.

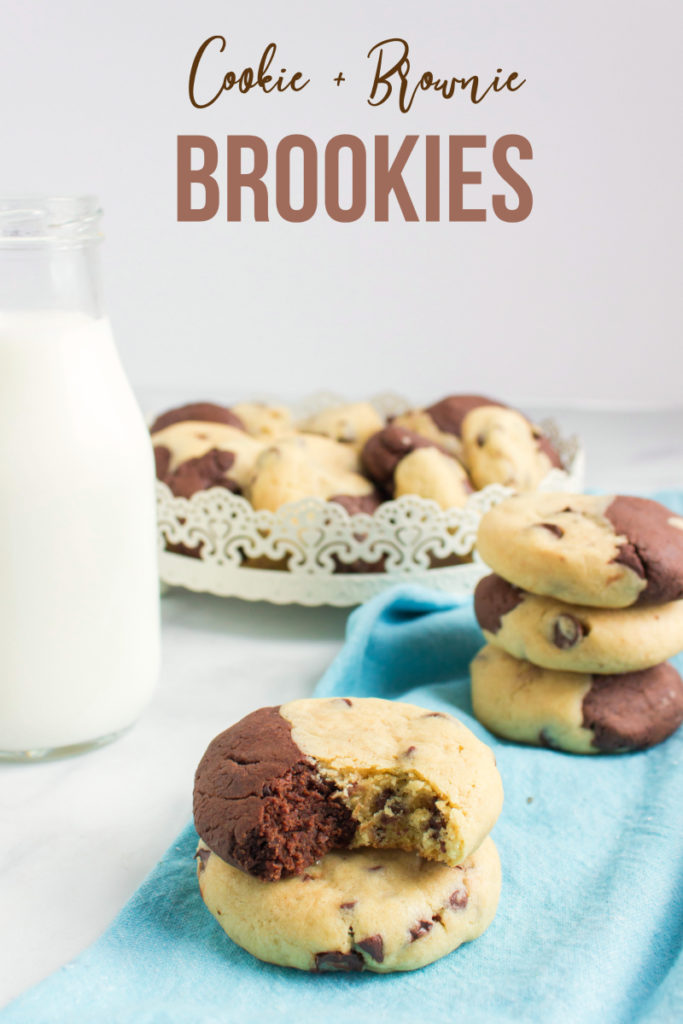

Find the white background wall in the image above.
[{"left": 2, "top": 0, "right": 681, "bottom": 408}]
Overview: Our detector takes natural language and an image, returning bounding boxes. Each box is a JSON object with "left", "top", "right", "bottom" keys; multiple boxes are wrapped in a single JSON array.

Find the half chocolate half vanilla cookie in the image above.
[
  {"left": 477, "top": 493, "right": 683, "bottom": 608},
  {"left": 474, "top": 574, "right": 683, "bottom": 674},
  {"left": 470, "top": 646, "right": 683, "bottom": 754},
  {"left": 193, "top": 697, "right": 503, "bottom": 880}
]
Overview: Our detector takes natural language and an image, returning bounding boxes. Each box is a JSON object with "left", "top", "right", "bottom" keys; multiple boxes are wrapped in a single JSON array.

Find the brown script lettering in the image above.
[{"left": 367, "top": 38, "right": 525, "bottom": 112}]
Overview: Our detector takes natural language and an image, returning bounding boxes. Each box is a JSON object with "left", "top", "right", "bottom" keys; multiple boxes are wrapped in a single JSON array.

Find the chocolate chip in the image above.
[
  {"left": 313, "top": 951, "right": 365, "bottom": 972},
  {"left": 356, "top": 934, "right": 384, "bottom": 963},
  {"left": 422, "top": 711, "right": 447, "bottom": 718},
  {"left": 538, "top": 522, "right": 564, "bottom": 538},
  {"left": 367, "top": 865, "right": 383, "bottom": 872},
  {"left": 476, "top": 432, "right": 487, "bottom": 447},
  {"left": 410, "top": 920, "right": 434, "bottom": 941},
  {"left": 552, "top": 614, "right": 586, "bottom": 649},
  {"left": 340, "top": 901, "right": 357, "bottom": 910},
  {"left": 341, "top": 698, "right": 353, "bottom": 706},
  {"left": 427, "top": 798, "right": 445, "bottom": 836},
  {"left": 449, "top": 889, "right": 468, "bottom": 909},
  {"left": 216, "top": 908, "right": 222, "bottom": 915},
  {"left": 372, "top": 787, "right": 395, "bottom": 813},
  {"left": 431, "top": 913, "right": 443, "bottom": 925},
  {"left": 194, "top": 847, "right": 211, "bottom": 871},
  {"left": 402, "top": 745, "right": 417, "bottom": 758}
]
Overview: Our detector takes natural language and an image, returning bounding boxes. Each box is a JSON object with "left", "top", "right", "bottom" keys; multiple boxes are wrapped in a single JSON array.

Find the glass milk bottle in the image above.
[{"left": 0, "top": 197, "right": 160, "bottom": 758}]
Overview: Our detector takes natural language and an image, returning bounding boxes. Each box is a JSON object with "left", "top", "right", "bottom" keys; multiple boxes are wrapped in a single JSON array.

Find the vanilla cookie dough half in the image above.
[{"left": 195, "top": 836, "right": 501, "bottom": 973}]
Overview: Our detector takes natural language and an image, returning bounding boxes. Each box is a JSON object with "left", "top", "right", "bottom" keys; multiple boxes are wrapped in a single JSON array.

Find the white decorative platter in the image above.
[{"left": 156, "top": 394, "right": 584, "bottom": 607}]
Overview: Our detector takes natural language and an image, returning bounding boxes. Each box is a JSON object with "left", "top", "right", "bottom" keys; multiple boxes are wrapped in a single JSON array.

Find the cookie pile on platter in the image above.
[
  {"left": 151, "top": 394, "right": 565, "bottom": 515},
  {"left": 470, "top": 493, "right": 683, "bottom": 754},
  {"left": 192, "top": 697, "right": 503, "bottom": 973}
]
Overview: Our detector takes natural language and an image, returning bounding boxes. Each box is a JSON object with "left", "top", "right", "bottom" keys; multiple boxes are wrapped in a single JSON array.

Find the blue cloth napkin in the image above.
[{"left": 4, "top": 497, "right": 683, "bottom": 1024}]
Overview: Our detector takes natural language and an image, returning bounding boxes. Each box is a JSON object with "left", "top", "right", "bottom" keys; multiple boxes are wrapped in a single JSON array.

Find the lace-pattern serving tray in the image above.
[{"left": 156, "top": 394, "right": 584, "bottom": 606}]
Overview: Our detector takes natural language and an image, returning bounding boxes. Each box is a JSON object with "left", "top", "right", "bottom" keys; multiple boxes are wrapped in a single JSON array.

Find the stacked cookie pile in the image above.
[
  {"left": 192, "top": 697, "right": 504, "bottom": 973},
  {"left": 470, "top": 494, "right": 683, "bottom": 754}
]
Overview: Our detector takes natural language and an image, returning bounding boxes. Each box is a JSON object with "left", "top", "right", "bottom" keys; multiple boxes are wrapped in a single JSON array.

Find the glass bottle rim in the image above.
[{"left": 0, "top": 196, "right": 102, "bottom": 247}]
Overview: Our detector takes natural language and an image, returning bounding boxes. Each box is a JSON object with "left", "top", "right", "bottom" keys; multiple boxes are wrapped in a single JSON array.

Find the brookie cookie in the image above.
[
  {"left": 394, "top": 445, "right": 472, "bottom": 509},
  {"left": 461, "top": 405, "right": 563, "bottom": 491},
  {"left": 248, "top": 438, "right": 375, "bottom": 513},
  {"left": 152, "top": 421, "right": 264, "bottom": 499},
  {"left": 392, "top": 395, "right": 502, "bottom": 459},
  {"left": 362, "top": 425, "right": 471, "bottom": 507},
  {"left": 299, "top": 402, "right": 385, "bottom": 451},
  {"left": 149, "top": 401, "right": 245, "bottom": 434},
  {"left": 394, "top": 395, "right": 561, "bottom": 490},
  {"left": 193, "top": 698, "right": 503, "bottom": 881},
  {"left": 195, "top": 836, "right": 501, "bottom": 973},
  {"left": 477, "top": 493, "right": 683, "bottom": 608},
  {"left": 474, "top": 574, "right": 683, "bottom": 673},
  {"left": 470, "top": 646, "right": 683, "bottom": 754}
]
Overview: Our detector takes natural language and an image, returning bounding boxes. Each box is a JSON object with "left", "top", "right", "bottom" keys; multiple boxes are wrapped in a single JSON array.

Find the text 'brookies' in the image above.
[{"left": 177, "top": 134, "right": 533, "bottom": 224}]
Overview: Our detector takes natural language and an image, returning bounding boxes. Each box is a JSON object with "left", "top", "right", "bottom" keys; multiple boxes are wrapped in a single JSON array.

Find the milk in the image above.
[{"left": 0, "top": 310, "right": 160, "bottom": 753}]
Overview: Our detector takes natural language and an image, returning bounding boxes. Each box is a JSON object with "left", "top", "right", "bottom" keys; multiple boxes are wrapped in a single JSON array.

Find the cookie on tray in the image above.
[
  {"left": 193, "top": 698, "right": 503, "bottom": 880},
  {"left": 149, "top": 401, "right": 245, "bottom": 434},
  {"left": 195, "top": 836, "right": 501, "bottom": 973},
  {"left": 474, "top": 574, "right": 683, "bottom": 673},
  {"left": 362, "top": 425, "right": 472, "bottom": 507},
  {"left": 477, "top": 494, "right": 683, "bottom": 608},
  {"left": 460, "top": 404, "right": 563, "bottom": 491},
  {"left": 392, "top": 395, "right": 501, "bottom": 458},
  {"left": 299, "top": 402, "right": 385, "bottom": 451},
  {"left": 152, "top": 421, "right": 264, "bottom": 498},
  {"left": 248, "top": 436, "right": 376, "bottom": 512},
  {"left": 394, "top": 446, "right": 473, "bottom": 509},
  {"left": 394, "top": 395, "right": 562, "bottom": 490},
  {"left": 470, "top": 645, "right": 683, "bottom": 754}
]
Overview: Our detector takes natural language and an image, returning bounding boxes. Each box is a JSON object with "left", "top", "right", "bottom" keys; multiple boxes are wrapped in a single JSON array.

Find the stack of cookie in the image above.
[
  {"left": 470, "top": 494, "right": 683, "bottom": 754},
  {"left": 192, "top": 697, "right": 504, "bottom": 973}
]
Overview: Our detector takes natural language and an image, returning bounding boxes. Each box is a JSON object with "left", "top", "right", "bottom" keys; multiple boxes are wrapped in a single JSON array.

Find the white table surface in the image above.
[{"left": 2, "top": 407, "right": 682, "bottom": 1010}]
